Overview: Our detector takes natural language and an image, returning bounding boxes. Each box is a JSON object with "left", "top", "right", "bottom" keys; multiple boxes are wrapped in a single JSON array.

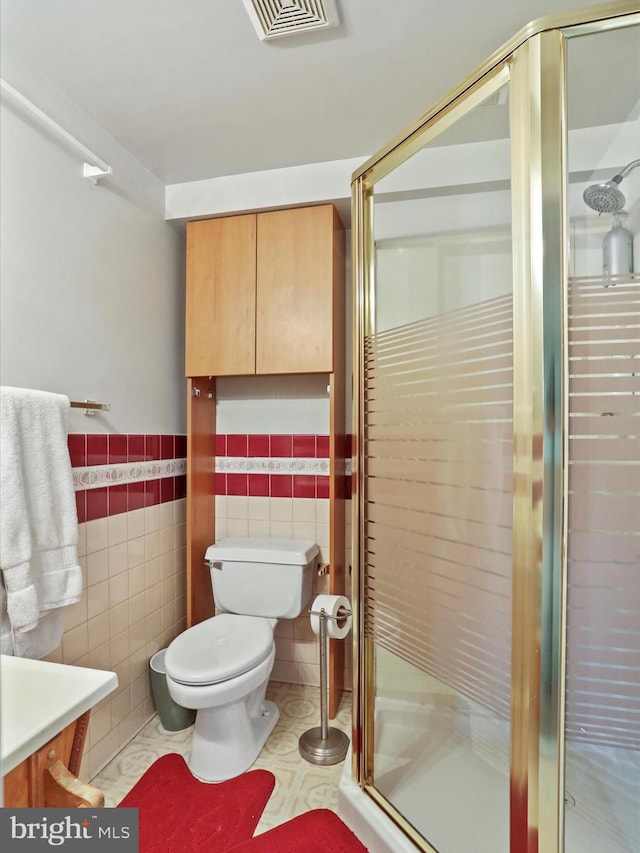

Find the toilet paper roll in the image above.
[{"left": 310, "top": 594, "right": 352, "bottom": 640}]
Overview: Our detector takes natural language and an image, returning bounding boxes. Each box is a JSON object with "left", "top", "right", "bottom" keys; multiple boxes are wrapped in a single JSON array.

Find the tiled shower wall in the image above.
[
  {"left": 45, "top": 434, "right": 188, "bottom": 781},
  {"left": 215, "top": 433, "right": 353, "bottom": 692}
]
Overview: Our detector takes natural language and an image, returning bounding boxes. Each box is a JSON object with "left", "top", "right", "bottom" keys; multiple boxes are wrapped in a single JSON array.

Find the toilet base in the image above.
[
  {"left": 188, "top": 697, "right": 280, "bottom": 782},
  {"left": 166, "top": 644, "right": 278, "bottom": 783}
]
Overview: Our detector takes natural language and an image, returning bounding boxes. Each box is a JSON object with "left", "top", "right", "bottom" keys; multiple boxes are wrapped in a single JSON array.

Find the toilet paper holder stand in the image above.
[{"left": 298, "top": 605, "right": 351, "bottom": 766}]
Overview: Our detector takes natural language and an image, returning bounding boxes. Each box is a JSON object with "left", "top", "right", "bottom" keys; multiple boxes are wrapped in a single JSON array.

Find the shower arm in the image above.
[{"left": 612, "top": 159, "right": 640, "bottom": 184}]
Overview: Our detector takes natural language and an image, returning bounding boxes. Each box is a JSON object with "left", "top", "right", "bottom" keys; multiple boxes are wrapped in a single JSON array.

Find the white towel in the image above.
[
  {"left": 0, "top": 580, "right": 15, "bottom": 655},
  {"left": 0, "top": 577, "right": 64, "bottom": 658},
  {"left": 0, "top": 387, "right": 82, "bottom": 654}
]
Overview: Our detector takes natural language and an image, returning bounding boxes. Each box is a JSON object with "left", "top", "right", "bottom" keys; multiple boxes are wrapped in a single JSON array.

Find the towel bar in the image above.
[{"left": 69, "top": 400, "right": 111, "bottom": 416}]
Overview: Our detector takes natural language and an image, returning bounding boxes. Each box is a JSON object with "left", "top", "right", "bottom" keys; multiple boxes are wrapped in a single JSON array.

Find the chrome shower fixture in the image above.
[{"left": 583, "top": 158, "right": 640, "bottom": 214}]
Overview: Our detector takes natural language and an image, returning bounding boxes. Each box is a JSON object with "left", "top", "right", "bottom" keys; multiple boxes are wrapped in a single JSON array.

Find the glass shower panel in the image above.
[
  {"left": 565, "top": 24, "right": 640, "bottom": 853},
  {"left": 364, "top": 79, "right": 512, "bottom": 853}
]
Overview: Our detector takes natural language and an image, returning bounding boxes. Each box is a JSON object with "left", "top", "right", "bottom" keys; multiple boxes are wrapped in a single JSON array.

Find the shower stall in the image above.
[{"left": 341, "top": 4, "right": 639, "bottom": 852}]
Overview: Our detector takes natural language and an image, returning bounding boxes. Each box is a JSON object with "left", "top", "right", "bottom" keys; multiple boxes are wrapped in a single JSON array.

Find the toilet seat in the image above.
[{"left": 165, "top": 613, "right": 274, "bottom": 686}]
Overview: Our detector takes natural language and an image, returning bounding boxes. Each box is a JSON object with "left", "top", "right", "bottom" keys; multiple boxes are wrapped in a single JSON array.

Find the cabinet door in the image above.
[
  {"left": 186, "top": 215, "right": 257, "bottom": 376},
  {"left": 256, "top": 205, "right": 340, "bottom": 374},
  {"left": 3, "top": 719, "right": 79, "bottom": 807}
]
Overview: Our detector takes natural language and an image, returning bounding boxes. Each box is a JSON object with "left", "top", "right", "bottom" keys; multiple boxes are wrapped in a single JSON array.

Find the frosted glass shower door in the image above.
[
  {"left": 564, "top": 24, "right": 640, "bottom": 853},
  {"left": 361, "top": 76, "right": 513, "bottom": 853}
]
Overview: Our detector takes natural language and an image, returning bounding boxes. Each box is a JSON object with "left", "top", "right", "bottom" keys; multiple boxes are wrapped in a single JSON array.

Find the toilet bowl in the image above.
[
  {"left": 164, "top": 537, "right": 318, "bottom": 782},
  {"left": 166, "top": 614, "right": 278, "bottom": 781}
]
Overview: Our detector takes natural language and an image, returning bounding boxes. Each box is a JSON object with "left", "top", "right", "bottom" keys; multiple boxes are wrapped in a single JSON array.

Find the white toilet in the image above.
[{"left": 164, "top": 537, "right": 318, "bottom": 782}]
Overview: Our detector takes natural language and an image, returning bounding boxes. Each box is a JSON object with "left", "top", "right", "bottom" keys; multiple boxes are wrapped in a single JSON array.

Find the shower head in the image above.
[
  {"left": 583, "top": 158, "right": 640, "bottom": 214},
  {"left": 583, "top": 181, "right": 626, "bottom": 214}
]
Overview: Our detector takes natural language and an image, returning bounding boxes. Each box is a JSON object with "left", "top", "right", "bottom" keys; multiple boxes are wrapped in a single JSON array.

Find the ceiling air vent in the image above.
[{"left": 242, "top": 0, "right": 340, "bottom": 41}]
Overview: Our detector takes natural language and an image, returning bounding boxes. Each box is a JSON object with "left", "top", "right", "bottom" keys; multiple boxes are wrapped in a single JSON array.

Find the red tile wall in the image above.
[
  {"left": 216, "top": 433, "right": 333, "bottom": 499},
  {"left": 69, "top": 431, "right": 349, "bottom": 522},
  {"left": 69, "top": 434, "right": 187, "bottom": 523}
]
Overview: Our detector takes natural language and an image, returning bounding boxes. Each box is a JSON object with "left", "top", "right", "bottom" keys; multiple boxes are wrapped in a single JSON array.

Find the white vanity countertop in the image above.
[{"left": 0, "top": 655, "right": 118, "bottom": 775}]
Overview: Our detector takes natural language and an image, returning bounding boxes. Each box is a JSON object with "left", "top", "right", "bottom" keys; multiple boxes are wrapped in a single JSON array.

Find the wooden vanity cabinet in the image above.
[
  {"left": 186, "top": 204, "right": 343, "bottom": 376},
  {"left": 3, "top": 712, "right": 102, "bottom": 808}
]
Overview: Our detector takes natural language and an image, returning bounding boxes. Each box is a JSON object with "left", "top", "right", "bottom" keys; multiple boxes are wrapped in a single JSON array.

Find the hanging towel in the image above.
[
  {"left": 0, "top": 576, "right": 64, "bottom": 657},
  {"left": 0, "top": 387, "right": 82, "bottom": 656},
  {"left": 0, "top": 579, "right": 14, "bottom": 655}
]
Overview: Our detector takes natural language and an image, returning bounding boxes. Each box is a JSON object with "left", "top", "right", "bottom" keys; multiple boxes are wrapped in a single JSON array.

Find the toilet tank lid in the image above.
[{"left": 205, "top": 537, "right": 319, "bottom": 565}]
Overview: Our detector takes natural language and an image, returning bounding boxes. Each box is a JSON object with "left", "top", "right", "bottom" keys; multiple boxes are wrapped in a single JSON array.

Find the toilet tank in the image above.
[{"left": 204, "top": 537, "right": 319, "bottom": 619}]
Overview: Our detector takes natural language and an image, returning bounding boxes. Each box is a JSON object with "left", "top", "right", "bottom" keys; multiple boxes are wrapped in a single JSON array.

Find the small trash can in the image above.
[{"left": 149, "top": 650, "right": 195, "bottom": 732}]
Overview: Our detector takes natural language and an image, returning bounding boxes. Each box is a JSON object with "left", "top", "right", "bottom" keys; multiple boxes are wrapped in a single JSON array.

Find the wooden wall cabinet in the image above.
[
  {"left": 185, "top": 203, "right": 346, "bottom": 716},
  {"left": 186, "top": 204, "right": 343, "bottom": 376}
]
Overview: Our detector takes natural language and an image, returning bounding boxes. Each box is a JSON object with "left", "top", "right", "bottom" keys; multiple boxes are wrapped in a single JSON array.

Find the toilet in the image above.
[{"left": 164, "top": 537, "right": 318, "bottom": 782}]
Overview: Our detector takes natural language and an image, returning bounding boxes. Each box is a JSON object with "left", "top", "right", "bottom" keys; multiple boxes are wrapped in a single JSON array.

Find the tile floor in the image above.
[{"left": 92, "top": 681, "right": 352, "bottom": 835}]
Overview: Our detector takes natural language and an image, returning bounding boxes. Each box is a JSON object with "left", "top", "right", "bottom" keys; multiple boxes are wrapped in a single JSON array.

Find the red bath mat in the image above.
[
  {"left": 230, "top": 808, "right": 369, "bottom": 852},
  {"left": 117, "top": 753, "right": 275, "bottom": 852}
]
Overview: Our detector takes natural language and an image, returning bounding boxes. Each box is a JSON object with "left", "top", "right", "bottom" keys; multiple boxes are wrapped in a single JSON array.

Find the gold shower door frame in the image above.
[{"left": 350, "top": 5, "right": 640, "bottom": 853}]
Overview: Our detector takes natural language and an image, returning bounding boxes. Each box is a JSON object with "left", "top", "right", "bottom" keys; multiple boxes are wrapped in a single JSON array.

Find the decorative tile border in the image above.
[
  {"left": 73, "top": 458, "right": 186, "bottom": 490},
  {"left": 216, "top": 457, "right": 328, "bottom": 476}
]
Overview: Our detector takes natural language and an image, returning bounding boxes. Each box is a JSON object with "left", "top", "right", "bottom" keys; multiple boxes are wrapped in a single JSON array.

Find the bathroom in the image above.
[{"left": 1, "top": 2, "right": 639, "bottom": 852}]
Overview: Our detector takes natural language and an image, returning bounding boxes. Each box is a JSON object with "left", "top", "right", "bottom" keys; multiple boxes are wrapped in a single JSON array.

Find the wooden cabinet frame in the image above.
[{"left": 185, "top": 205, "right": 346, "bottom": 716}]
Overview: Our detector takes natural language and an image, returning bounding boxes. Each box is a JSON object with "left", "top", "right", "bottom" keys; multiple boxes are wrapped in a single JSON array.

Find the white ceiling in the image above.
[{"left": 0, "top": 1, "right": 629, "bottom": 186}]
